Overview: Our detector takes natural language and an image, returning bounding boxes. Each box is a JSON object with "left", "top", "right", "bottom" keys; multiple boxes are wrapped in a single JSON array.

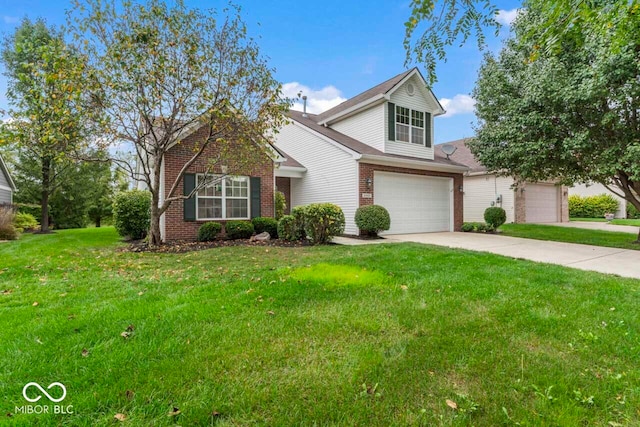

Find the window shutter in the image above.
[
  {"left": 183, "top": 173, "right": 196, "bottom": 221},
  {"left": 250, "top": 177, "right": 261, "bottom": 218},
  {"left": 388, "top": 102, "right": 395, "bottom": 141},
  {"left": 424, "top": 112, "right": 432, "bottom": 148}
]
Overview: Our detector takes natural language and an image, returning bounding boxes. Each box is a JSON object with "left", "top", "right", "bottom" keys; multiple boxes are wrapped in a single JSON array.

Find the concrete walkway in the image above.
[
  {"left": 345, "top": 232, "right": 640, "bottom": 279},
  {"left": 544, "top": 221, "right": 639, "bottom": 234}
]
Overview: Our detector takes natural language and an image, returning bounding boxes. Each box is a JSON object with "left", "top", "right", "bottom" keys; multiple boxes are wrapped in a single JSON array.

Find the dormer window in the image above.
[{"left": 395, "top": 105, "right": 425, "bottom": 145}]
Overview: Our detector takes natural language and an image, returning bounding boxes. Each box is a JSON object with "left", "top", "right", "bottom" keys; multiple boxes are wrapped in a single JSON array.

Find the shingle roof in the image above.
[
  {"left": 275, "top": 147, "right": 304, "bottom": 168},
  {"left": 315, "top": 68, "right": 415, "bottom": 122},
  {"left": 287, "top": 110, "right": 466, "bottom": 169},
  {"left": 436, "top": 138, "right": 485, "bottom": 172}
]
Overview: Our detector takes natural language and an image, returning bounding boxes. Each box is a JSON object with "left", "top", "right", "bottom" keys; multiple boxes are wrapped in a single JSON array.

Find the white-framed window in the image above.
[
  {"left": 196, "top": 174, "right": 249, "bottom": 220},
  {"left": 395, "top": 105, "right": 427, "bottom": 146}
]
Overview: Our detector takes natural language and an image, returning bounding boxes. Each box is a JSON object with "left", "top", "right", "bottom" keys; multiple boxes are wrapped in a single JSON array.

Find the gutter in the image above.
[{"left": 360, "top": 154, "right": 469, "bottom": 173}]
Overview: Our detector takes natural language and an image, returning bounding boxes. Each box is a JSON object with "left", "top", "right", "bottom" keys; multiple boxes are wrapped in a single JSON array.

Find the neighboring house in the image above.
[
  {"left": 274, "top": 68, "right": 467, "bottom": 235},
  {"left": 438, "top": 138, "right": 569, "bottom": 224},
  {"left": 156, "top": 68, "right": 468, "bottom": 241},
  {"left": 570, "top": 183, "right": 627, "bottom": 218},
  {"left": 0, "top": 154, "right": 16, "bottom": 205}
]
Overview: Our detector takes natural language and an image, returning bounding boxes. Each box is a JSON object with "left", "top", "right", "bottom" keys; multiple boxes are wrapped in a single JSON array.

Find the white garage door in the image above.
[
  {"left": 374, "top": 172, "right": 452, "bottom": 234},
  {"left": 526, "top": 184, "right": 559, "bottom": 223}
]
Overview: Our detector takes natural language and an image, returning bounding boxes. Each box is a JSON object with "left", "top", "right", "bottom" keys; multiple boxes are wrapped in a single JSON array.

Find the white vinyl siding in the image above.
[
  {"left": 374, "top": 172, "right": 452, "bottom": 234},
  {"left": 570, "top": 183, "right": 627, "bottom": 218},
  {"left": 386, "top": 74, "right": 435, "bottom": 160},
  {"left": 463, "top": 175, "right": 516, "bottom": 223},
  {"left": 274, "top": 122, "right": 359, "bottom": 234},
  {"left": 526, "top": 184, "right": 559, "bottom": 223},
  {"left": 331, "top": 104, "right": 385, "bottom": 151},
  {"left": 0, "top": 188, "right": 11, "bottom": 204},
  {"left": 0, "top": 169, "right": 9, "bottom": 189}
]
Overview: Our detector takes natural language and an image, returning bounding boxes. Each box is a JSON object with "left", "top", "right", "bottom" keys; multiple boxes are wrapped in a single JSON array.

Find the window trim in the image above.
[
  {"left": 394, "top": 105, "right": 428, "bottom": 147},
  {"left": 195, "top": 174, "right": 250, "bottom": 220}
]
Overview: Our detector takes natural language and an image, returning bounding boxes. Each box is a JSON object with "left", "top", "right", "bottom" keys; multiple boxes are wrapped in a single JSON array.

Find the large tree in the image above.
[
  {"left": 471, "top": 2, "right": 640, "bottom": 240},
  {"left": 69, "top": 0, "right": 288, "bottom": 245},
  {"left": 0, "top": 19, "right": 100, "bottom": 232}
]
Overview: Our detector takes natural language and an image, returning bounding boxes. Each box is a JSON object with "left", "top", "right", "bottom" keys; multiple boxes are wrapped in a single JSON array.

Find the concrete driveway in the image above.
[
  {"left": 390, "top": 232, "right": 640, "bottom": 280},
  {"left": 543, "top": 221, "right": 639, "bottom": 234}
]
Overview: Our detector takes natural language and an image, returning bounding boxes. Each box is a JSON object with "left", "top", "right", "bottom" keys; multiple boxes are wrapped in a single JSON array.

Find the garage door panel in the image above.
[
  {"left": 526, "top": 184, "right": 558, "bottom": 223},
  {"left": 374, "top": 172, "right": 452, "bottom": 234}
]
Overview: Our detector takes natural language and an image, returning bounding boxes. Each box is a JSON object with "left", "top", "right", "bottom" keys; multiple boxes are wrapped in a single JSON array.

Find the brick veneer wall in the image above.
[
  {"left": 358, "top": 163, "right": 464, "bottom": 231},
  {"left": 163, "top": 126, "right": 275, "bottom": 241},
  {"left": 275, "top": 177, "right": 291, "bottom": 215}
]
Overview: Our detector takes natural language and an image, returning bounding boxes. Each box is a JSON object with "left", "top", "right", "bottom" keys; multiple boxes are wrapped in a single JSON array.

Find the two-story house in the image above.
[
  {"left": 274, "top": 68, "right": 467, "bottom": 235},
  {"left": 159, "top": 68, "right": 466, "bottom": 241}
]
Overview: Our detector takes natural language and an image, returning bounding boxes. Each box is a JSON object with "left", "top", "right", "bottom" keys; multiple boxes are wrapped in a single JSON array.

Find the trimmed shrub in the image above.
[
  {"left": 252, "top": 217, "right": 278, "bottom": 238},
  {"left": 627, "top": 202, "right": 639, "bottom": 219},
  {"left": 274, "top": 191, "right": 286, "bottom": 220},
  {"left": 13, "top": 212, "right": 39, "bottom": 232},
  {"left": 569, "top": 194, "right": 619, "bottom": 218},
  {"left": 277, "top": 215, "right": 299, "bottom": 241},
  {"left": 291, "top": 205, "right": 307, "bottom": 239},
  {"left": 0, "top": 206, "right": 18, "bottom": 240},
  {"left": 354, "top": 205, "right": 390, "bottom": 236},
  {"left": 476, "top": 222, "right": 491, "bottom": 232},
  {"left": 303, "top": 203, "right": 345, "bottom": 244},
  {"left": 197, "top": 222, "right": 222, "bottom": 242},
  {"left": 225, "top": 220, "right": 254, "bottom": 240},
  {"left": 461, "top": 222, "right": 476, "bottom": 232},
  {"left": 113, "top": 190, "right": 151, "bottom": 240},
  {"left": 15, "top": 203, "right": 42, "bottom": 220},
  {"left": 484, "top": 207, "right": 506, "bottom": 229}
]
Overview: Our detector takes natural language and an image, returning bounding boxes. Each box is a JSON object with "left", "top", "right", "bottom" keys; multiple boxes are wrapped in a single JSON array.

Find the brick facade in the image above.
[
  {"left": 358, "top": 163, "right": 464, "bottom": 231},
  {"left": 275, "top": 177, "right": 291, "bottom": 215},
  {"left": 163, "top": 126, "right": 275, "bottom": 241}
]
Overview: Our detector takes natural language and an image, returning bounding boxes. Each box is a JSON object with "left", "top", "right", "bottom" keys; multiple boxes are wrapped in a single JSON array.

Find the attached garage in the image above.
[
  {"left": 374, "top": 171, "right": 453, "bottom": 234},
  {"left": 525, "top": 184, "right": 560, "bottom": 223}
]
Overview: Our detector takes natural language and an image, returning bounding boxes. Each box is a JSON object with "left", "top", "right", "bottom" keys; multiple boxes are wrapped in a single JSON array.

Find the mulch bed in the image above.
[{"left": 121, "top": 238, "right": 311, "bottom": 254}]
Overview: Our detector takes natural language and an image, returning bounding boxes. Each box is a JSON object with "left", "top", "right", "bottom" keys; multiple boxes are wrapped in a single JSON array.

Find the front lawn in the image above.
[
  {"left": 571, "top": 217, "right": 640, "bottom": 227},
  {"left": 1, "top": 227, "right": 639, "bottom": 426},
  {"left": 500, "top": 223, "right": 640, "bottom": 250}
]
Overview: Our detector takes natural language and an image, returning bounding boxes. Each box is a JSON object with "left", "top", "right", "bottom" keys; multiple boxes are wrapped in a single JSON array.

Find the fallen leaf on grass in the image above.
[
  {"left": 267, "top": 310, "right": 275, "bottom": 316},
  {"left": 81, "top": 348, "right": 89, "bottom": 357},
  {"left": 1, "top": 289, "right": 12, "bottom": 295},
  {"left": 120, "top": 331, "right": 132, "bottom": 339},
  {"left": 32, "top": 302, "right": 39, "bottom": 307},
  {"left": 137, "top": 291, "right": 144, "bottom": 296},
  {"left": 168, "top": 407, "right": 181, "bottom": 417},
  {"left": 446, "top": 399, "right": 458, "bottom": 410},
  {"left": 125, "top": 390, "right": 135, "bottom": 400},
  {"left": 114, "top": 413, "right": 126, "bottom": 421},
  {"left": 126, "top": 324, "right": 135, "bottom": 332},
  {"left": 400, "top": 285, "right": 408, "bottom": 290},
  {"left": 212, "top": 410, "right": 221, "bottom": 417}
]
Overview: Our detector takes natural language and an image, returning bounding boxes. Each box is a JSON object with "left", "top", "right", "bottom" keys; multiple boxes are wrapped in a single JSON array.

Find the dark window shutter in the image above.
[
  {"left": 183, "top": 173, "right": 196, "bottom": 221},
  {"left": 250, "top": 177, "right": 261, "bottom": 219},
  {"left": 388, "top": 102, "right": 395, "bottom": 141},
  {"left": 424, "top": 112, "right": 432, "bottom": 148}
]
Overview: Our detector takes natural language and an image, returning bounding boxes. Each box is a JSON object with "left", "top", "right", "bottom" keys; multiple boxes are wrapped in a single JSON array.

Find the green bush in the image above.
[
  {"left": 569, "top": 194, "right": 619, "bottom": 218},
  {"left": 303, "top": 203, "right": 345, "bottom": 244},
  {"left": 252, "top": 217, "right": 278, "bottom": 238},
  {"left": 0, "top": 206, "right": 18, "bottom": 240},
  {"left": 13, "top": 212, "right": 39, "bottom": 232},
  {"left": 291, "top": 205, "right": 307, "bottom": 239},
  {"left": 225, "top": 220, "right": 254, "bottom": 240},
  {"left": 476, "top": 222, "right": 491, "bottom": 232},
  {"left": 354, "top": 205, "right": 390, "bottom": 236},
  {"left": 197, "top": 222, "right": 222, "bottom": 242},
  {"left": 627, "top": 202, "right": 639, "bottom": 219},
  {"left": 15, "top": 203, "right": 42, "bottom": 221},
  {"left": 484, "top": 207, "right": 506, "bottom": 229},
  {"left": 113, "top": 190, "right": 151, "bottom": 240},
  {"left": 461, "top": 222, "right": 475, "bottom": 232},
  {"left": 277, "top": 215, "right": 300, "bottom": 241},
  {"left": 275, "top": 191, "right": 286, "bottom": 220}
]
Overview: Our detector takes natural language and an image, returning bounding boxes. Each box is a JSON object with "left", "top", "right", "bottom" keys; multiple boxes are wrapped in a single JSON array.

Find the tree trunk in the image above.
[
  {"left": 95, "top": 216, "right": 101, "bottom": 228},
  {"left": 40, "top": 157, "right": 51, "bottom": 233},
  {"left": 149, "top": 207, "right": 162, "bottom": 246}
]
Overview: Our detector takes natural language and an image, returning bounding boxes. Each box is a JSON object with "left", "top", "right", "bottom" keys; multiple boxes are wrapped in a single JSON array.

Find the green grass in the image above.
[
  {"left": 1, "top": 227, "right": 640, "bottom": 426},
  {"left": 500, "top": 223, "right": 640, "bottom": 250},
  {"left": 571, "top": 217, "right": 640, "bottom": 226}
]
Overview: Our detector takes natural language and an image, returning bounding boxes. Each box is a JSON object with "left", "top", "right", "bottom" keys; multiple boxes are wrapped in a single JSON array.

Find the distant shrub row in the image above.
[{"left": 569, "top": 194, "right": 619, "bottom": 218}]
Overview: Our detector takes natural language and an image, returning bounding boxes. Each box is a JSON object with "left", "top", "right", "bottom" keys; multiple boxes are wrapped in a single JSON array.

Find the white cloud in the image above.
[
  {"left": 2, "top": 16, "right": 19, "bottom": 24},
  {"left": 438, "top": 94, "right": 476, "bottom": 118},
  {"left": 282, "top": 82, "right": 347, "bottom": 115},
  {"left": 495, "top": 8, "right": 520, "bottom": 26}
]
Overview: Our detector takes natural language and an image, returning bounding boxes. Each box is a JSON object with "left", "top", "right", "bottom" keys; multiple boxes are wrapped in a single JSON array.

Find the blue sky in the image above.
[{"left": 0, "top": 0, "right": 521, "bottom": 144}]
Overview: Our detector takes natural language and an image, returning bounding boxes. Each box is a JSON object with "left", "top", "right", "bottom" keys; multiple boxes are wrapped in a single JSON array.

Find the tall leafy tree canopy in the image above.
[
  {"left": 69, "top": 0, "right": 289, "bottom": 245},
  {"left": 470, "top": 1, "right": 640, "bottom": 239}
]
